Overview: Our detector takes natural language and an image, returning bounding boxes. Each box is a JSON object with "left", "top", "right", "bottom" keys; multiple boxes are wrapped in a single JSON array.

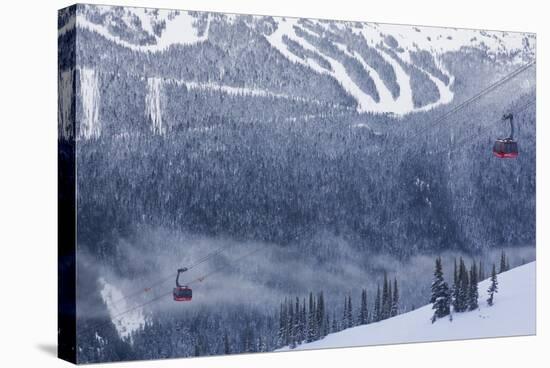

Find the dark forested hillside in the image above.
[{"left": 59, "top": 4, "right": 536, "bottom": 363}]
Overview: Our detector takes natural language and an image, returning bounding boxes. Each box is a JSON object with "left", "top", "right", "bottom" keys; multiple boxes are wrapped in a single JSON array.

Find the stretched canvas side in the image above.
[{"left": 58, "top": 4, "right": 77, "bottom": 364}]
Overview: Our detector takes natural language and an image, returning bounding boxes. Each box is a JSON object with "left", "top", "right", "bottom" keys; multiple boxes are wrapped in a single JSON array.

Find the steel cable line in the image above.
[
  {"left": 108, "top": 66, "right": 537, "bottom": 310},
  {"left": 81, "top": 245, "right": 265, "bottom": 335},
  {"left": 109, "top": 241, "right": 236, "bottom": 306},
  {"left": 82, "top": 60, "right": 536, "bottom": 336},
  {"left": 400, "top": 60, "right": 535, "bottom": 144},
  {"left": 83, "top": 97, "right": 536, "bottom": 336},
  {"left": 381, "top": 62, "right": 534, "bottom": 189},
  {"left": 420, "top": 97, "right": 536, "bottom": 159}
]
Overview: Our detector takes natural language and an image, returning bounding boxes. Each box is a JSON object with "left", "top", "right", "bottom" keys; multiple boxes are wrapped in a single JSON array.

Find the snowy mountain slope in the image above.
[
  {"left": 75, "top": 5, "right": 208, "bottom": 52},
  {"left": 280, "top": 262, "right": 535, "bottom": 351},
  {"left": 62, "top": 4, "right": 536, "bottom": 116},
  {"left": 99, "top": 277, "right": 147, "bottom": 340}
]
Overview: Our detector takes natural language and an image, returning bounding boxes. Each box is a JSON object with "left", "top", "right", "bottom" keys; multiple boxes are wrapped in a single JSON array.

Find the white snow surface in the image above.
[
  {"left": 146, "top": 77, "right": 164, "bottom": 135},
  {"left": 65, "top": 5, "right": 535, "bottom": 116},
  {"left": 266, "top": 18, "right": 385, "bottom": 114},
  {"left": 76, "top": 6, "right": 208, "bottom": 52},
  {"left": 280, "top": 262, "right": 536, "bottom": 351},
  {"left": 99, "top": 277, "right": 147, "bottom": 341},
  {"left": 78, "top": 68, "right": 101, "bottom": 139},
  {"left": 265, "top": 18, "right": 457, "bottom": 115}
]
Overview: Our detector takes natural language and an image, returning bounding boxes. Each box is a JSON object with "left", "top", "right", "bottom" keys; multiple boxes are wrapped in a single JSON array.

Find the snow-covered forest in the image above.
[
  {"left": 58, "top": 4, "right": 536, "bottom": 363},
  {"left": 280, "top": 260, "right": 535, "bottom": 351}
]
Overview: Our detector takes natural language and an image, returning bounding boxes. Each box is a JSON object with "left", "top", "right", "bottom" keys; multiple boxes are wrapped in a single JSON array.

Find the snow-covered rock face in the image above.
[{"left": 66, "top": 4, "right": 535, "bottom": 119}]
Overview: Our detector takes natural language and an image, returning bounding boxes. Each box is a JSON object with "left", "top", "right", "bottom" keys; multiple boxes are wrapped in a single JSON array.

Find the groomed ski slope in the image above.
[{"left": 280, "top": 262, "right": 535, "bottom": 351}]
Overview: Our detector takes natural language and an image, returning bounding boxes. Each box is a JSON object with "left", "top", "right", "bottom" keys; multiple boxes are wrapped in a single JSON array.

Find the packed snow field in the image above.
[{"left": 280, "top": 262, "right": 535, "bottom": 351}]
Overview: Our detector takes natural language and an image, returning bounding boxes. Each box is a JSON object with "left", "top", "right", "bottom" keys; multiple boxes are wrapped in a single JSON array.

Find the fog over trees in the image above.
[{"left": 58, "top": 5, "right": 536, "bottom": 363}]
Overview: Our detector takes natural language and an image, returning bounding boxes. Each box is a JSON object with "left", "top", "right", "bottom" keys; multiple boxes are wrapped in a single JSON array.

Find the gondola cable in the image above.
[
  {"left": 82, "top": 246, "right": 264, "bottom": 336},
  {"left": 402, "top": 60, "right": 535, "bottom": 144},
  {"left": 85, "top": 59, "right": 536, "bottom": 335},
  {"left": 110, "top": 241, "right": 237, "bottom": 306}
]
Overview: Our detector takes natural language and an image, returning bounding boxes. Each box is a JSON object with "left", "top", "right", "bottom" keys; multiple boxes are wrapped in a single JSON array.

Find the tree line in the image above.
[
  {"left": 431, "top": 251, "right": 510, "bottom": 322},
  {"left": 277, "top": 273, "right": 400, "bottom": 349}
]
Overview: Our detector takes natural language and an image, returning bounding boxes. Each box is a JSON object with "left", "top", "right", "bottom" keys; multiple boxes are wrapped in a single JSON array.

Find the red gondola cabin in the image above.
[
  {"left": 173, "top": 286, "right": 193, "bottom": 301},
  {"left": 493, "top": 113, "right": 518, "bottom": 159},
  {"left": 173, "top": 267, "right": 192, "bottom": 301},
  {"left": 493, "top": 139, "right": 518, "bottom": 158}
]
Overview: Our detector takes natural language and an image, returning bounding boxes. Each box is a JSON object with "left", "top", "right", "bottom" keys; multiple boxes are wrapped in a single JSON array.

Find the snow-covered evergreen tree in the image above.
[
  {"left": 468, "top": 262, "right": 479, "bottom": 311},
  {"left": 342, "top": 296, "right": 348, "bottom": 329},
  {"left": 359, "top": 288, "right": 368, "bottom": 325},
  {"left": 453, "top": 258, "right": 458, "bottom": 285},
  {"left": 431, "top": 257, "right": 451, "bottom": 323},
  {"left": 347, "top": 295, "right": 353, "bottom": 328},
  {"left": 294, "top": 297, "right": 302, "bottom": 345},
  {"left": 391, "top": 278, "right": 399, "bottom": 317},
  {"left": 381, "top": 272, "right": 390, "bottom": 320},
  {"left": 331, "top": 312, "right": 338, "bottom": 333},
  {"left": 300, "top": 298, "right": 307, "bottom": 343},
  {"left": 307, "top": 293, "right": 316, "bottom": 342},
  {"left": 500, "top": 251, "right": 508, "bottom": 274},
  {"left": 487, "top": 264, "right": 499, "bottom": 306},
  {"left": 288, "top": 300, "right": 296, "bottom": 349},
  {"left": 453, "top": 257, "right": 470, "bottom": 312},
  {"left": 374, "top": 284, "right": 381, "bottom": 322},
  {"left": 224, "top": 332, "right": 231, "bottom": 354},
  {"left": 316, "top": 292, "right": 325, "bottom": 338},
  {"left": 277, "top": 301, "right": 287, "bottom": 347}
]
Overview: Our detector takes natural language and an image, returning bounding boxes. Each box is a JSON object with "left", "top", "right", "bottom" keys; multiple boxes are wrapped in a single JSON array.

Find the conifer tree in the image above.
[
  {"left": 247, "top": 327, "right": 255, "bottom": 353},
  {"left": 257, "top": 336, "right": 267, "bottom": 352},
  {"left": 374, "top": 284, "right": 381, "bottom": 322},
  {"left": 382, "top": 272, "right": 389, "bottom": 320},
  {"left": 344, "top": 295, "right": 352, "bottom": 328},
  {"left": 431, "top": 257, "right": 451, "bottom": 322},
  {"left": 288, "top": 299, "right": 296, "bottom": 348},
  {"left": 487, "top": 264, "right": 498, "bottom": 306},
  {"left": 224, "top": 332, "right": 231, "bottom": 355},
  {"left": 453, "top": 258, "right": 458, "bottom": 286},
  {"left": 300, "top": 298, "right": 307, "bottom": 343},
  {"left": 454, "top": 258, "right": 470, "bottom": 312},
  {"left": 331, "top": 312, "right": 338, "bottom": 333},
  {"left": 452, "top": 258, "right": 459, "bottom": 312},
  {"left": 386, "top": 281, "right": 392, "bottom": 320},
  {"left": 307, "top": 293, "right": 316, "bottom": 343},
  {"left": 359, "top": 288, "right": 368, "bottom": 325},
  {"left": 391, "top": 278, "right": 399, "bottom": 317},
  {"left": 468, "top": 262, "right": 479, "bottom": 310},
  {"left": 316, "top": 292, "right": 325, "bottom": 338},
  {"left": 499, "top": 251, "right": 507, "bottom": 274},
  {"left": 342, "top": 295, "right": 348, "bottom": 330},
  {"left": 294, "top": 297, "right": 301, "bottom": 345},
  {"left": 277, "top": 301, "right": 287, "bottom": 347}
]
